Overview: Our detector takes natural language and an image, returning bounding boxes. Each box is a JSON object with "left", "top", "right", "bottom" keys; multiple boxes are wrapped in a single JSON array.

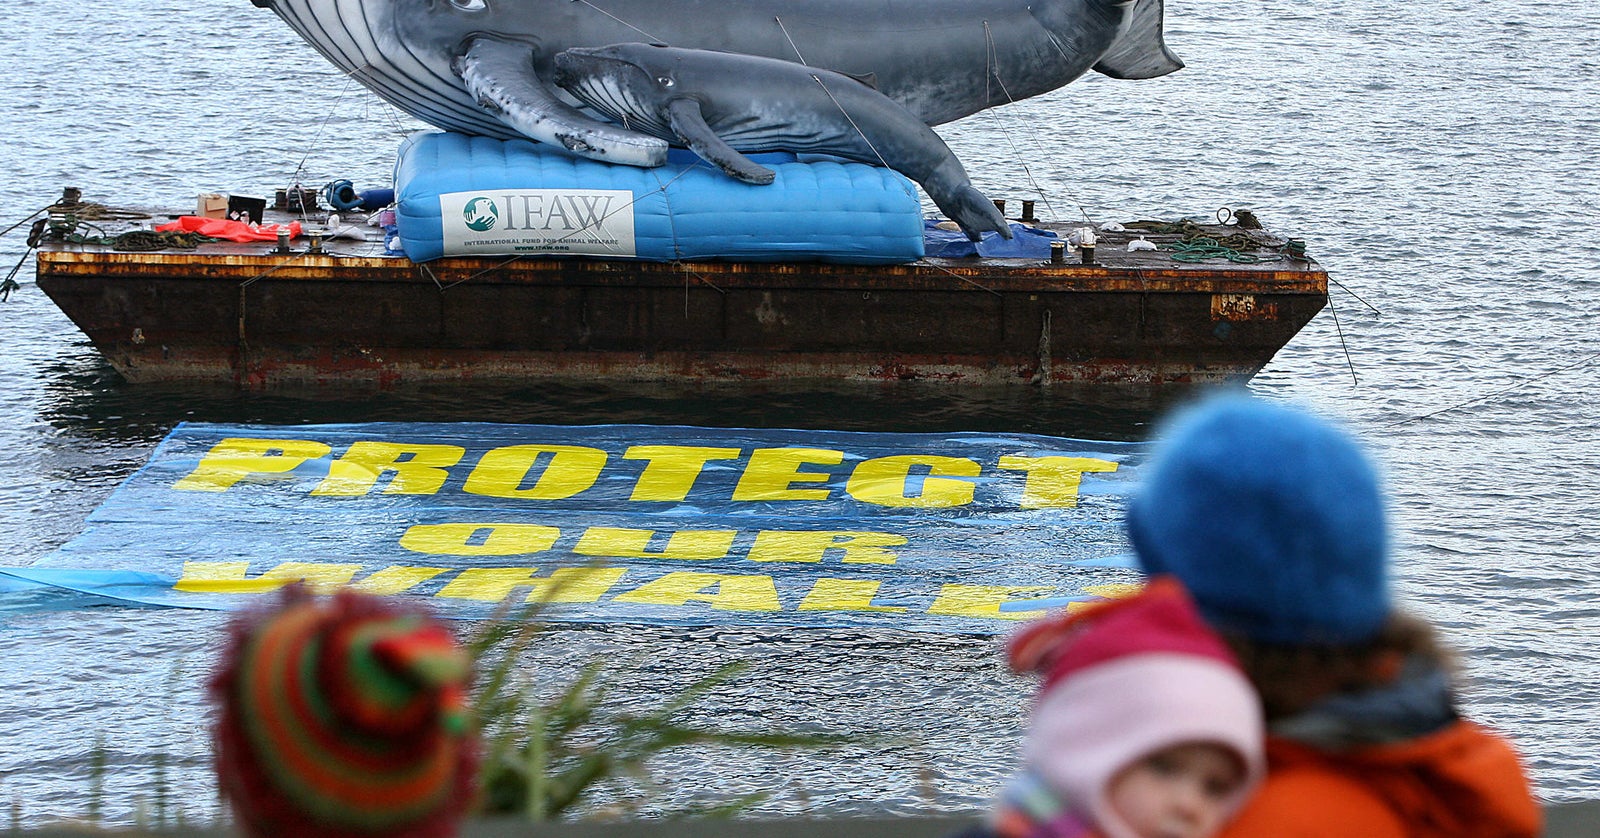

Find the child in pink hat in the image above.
[{"left": 975, "top": 578, "right": 1265, "bottom": 838}]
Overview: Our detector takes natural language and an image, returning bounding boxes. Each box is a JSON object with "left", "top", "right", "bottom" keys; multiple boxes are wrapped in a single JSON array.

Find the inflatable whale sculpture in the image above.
[
  {"left": 249, "top": 0, "right": 1182, "bottom": 168},
  {"left": 553, "top": 44, "right": 1012, "bottom": 241}
]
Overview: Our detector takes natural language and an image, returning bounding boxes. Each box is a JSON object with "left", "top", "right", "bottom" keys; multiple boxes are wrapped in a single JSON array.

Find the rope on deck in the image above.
[
  {"left": 1124, "top": 219, "right": 1289, "bottom": 264},
  {"left": 61, "top": 229, "right": 217, "bottom": 251},
  {"left": 49, "top": 201, "right": 151, "bottom": 223},
  {"left": 24, "top": 194, "right": 201, "bottom": 252},
  {"left": 40, "top": 204, "right": 214, "bottom": 251},
  {"left": 1163, "top": 234, "right": 1284, "bottom": 264}
]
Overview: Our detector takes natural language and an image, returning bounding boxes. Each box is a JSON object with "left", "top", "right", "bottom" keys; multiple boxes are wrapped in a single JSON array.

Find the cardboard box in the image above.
[{"left": 196, "top": 193, "right": 227, "bottom": 219}]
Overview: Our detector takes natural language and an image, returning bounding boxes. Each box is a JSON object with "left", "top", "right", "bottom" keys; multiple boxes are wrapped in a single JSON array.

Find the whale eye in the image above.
[
  {"left": 657, "top": 76, "right": 674, "bottom": 88},
  {"left": 448, "top": 0, "right": 487, "bottom": 10}
]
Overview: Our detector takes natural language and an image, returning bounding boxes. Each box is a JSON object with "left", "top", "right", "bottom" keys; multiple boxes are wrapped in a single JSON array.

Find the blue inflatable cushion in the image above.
[{"left": 393, "top": 131, "right": 926, "bottom": 264}]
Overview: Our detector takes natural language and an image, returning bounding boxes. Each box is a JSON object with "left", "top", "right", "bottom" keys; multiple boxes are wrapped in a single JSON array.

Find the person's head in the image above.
[
  {"left": 1006, "top": 578, "right": 1264, "bottom": 838},
  {"left": 1126, "top": 393, "right": 1390, "bottom": 645},
  {"left": 1123, "top": 394, "right": 1402, "bottom": 717},
  {"left": 210, "top": 586, "right": 478, "bottom": 838}
]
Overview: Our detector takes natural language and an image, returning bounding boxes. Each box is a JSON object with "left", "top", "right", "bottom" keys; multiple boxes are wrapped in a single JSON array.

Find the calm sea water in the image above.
[{"left": 2, "top": 0, "right": 1597, "bottom": 827}]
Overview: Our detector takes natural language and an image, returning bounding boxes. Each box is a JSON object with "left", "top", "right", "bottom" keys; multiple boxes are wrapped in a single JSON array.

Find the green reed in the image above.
[{"left": 466, "top": 595, "right": 845, "bottom": 820}]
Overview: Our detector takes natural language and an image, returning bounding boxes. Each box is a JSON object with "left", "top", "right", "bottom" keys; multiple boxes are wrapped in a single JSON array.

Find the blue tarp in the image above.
[
  {"left": 4, "top": 423, "right": 1147, "bottom": 633},
  {"left": 923, "top": 221, "right": 1060, "bottom": 259}
]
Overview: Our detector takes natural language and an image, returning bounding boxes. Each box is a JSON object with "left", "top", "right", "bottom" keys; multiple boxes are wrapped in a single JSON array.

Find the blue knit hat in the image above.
[{"left": 1125, "top": 394, "right": 1390, "bottom": 645}]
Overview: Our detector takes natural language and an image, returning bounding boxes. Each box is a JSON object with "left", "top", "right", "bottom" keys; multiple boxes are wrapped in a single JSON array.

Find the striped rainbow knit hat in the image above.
[{"left": 210, "top": 586, "right": 478, "bottom": 837}]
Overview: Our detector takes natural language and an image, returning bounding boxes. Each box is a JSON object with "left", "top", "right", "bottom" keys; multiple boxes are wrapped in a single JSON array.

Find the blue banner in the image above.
[{"left": 4, "top": 422, "right": 1148, "bottom": 633}]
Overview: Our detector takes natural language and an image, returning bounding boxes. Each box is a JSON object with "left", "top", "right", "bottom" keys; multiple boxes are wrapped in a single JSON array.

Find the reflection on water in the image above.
[{"left": 36, "top": 352, "right": 1204, "bottom": 444}]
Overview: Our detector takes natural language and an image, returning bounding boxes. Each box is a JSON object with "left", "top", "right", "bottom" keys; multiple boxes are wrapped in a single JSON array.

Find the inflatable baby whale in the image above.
[
  {"left": 250, "top": 0, "right": 1183, "bottom": 168},
  {"left": 554, "top": 44, "right": 1013, "bottom": 241}
]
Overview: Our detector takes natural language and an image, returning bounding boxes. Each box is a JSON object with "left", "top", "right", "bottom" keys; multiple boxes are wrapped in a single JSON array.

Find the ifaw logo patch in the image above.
[{"left": 462, "top": 196, "right": 499, "bottom": 232}]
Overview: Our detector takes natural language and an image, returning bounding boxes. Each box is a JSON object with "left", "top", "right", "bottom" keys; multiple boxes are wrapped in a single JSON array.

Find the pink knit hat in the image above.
[{"left": 1007, "top": 577, "right": 1265, "bottom": 838}]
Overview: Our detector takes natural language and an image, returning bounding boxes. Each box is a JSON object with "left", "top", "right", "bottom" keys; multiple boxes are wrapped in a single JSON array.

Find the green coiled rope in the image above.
[{"left": 1162, "top": 235, "right": 1283, "bottom": 264}]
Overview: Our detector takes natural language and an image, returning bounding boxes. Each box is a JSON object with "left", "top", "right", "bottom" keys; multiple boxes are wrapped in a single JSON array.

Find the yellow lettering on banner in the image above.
[
  {"left": 1079, "top": 583, "right": 1144, "bottom": 603},
  {"left": 173, "top": 560, "right": 362, "bottom": 593},
  {"left": 350, "top": 566, "right": 450, "bottom": 595},
  {"left": 927, "top": 584, "right": 1054, "bottom": 620},
  {"left": 845, "top": 455, "right": 979, "bottom": 508},
  {"left": 730, "top": 448, "right": 843, "bottom": 501},
  {"left": 612, "top": 572, "right": 781, "bottom": 611},
  {"left": 311, "top": 441, "right": 465, "bottom": 496},
  {"left": 435, "top": 567, "right": 626, "bottom": 603},
  {"left": 574, "top": 527, "right": 737, "bottom": 560},
  {"left": 463, "top": 445, "right": 608, "bottom": 500},
  {"left": 798, "top": 578, "right": 906, "bottom": 613},
  {"left": 995, "top": 455, "right": 1120, "bottom": 509},
  {"left": 745, "top": 530, "right": 906, "bottom": 564},
  {"left": 622, "top": 445, "right": 742, "bottom": 501},
  {"left": 399, "top": 523, "right": 561, "bottom": 556},
  {"left": 174, "top": 561, "right": 252, "bottom": 592},
  {"left": 172, "top": 438, "right": 332, "bottom": 492}
]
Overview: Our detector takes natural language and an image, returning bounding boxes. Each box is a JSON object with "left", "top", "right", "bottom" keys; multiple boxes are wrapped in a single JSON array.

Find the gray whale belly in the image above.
[{"left": 252, "top": 0, "right": 1182, "bottom": 166}]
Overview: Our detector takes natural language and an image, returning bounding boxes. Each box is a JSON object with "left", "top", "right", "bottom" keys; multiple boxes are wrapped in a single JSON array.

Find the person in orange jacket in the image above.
[{"left": 1124, "top": 394, "right": 1542, "bottom": 837}]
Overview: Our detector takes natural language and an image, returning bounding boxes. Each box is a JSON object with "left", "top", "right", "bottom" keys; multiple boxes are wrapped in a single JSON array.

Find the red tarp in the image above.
[{"left": 155, "top": 216, "right": 302, "bottom": 243}]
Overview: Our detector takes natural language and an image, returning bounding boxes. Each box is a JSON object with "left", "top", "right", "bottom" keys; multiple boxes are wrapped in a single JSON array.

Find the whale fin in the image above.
[
  {"left": 1093, "top": 0, "right": 1185, "bottom": 79},
  {"left": 935, "top": 185, "right": 1013, "bottom": 242},
  {"left": 667, "top": 98, "right": 776, "bottom": 185},
  {"left": 839, "top": 70, "right": 880, "bottom": 90},
  {"left": 455, "top": 36, "right": 668, "bottom": 167}
]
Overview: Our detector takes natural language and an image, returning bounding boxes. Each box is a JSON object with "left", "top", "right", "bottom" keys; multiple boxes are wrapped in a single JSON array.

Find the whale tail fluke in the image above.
[
  {"left": 939, "top": 186, "right": 1014, "bottom": 242},
  {"left": 1093, "top": 0, "right": 1185, "bottom": 79}
]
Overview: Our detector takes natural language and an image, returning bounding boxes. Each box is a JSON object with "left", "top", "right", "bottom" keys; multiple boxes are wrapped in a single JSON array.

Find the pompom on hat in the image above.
[
  {"left": 210, "top": 586, "right": 478, "bottom": 838},
  {"left": 1126, "top": 394, "right": 1391, "bottom": 646},
  {"left": 1004, "top": 578, "right": 1265, "bottom": 838}
]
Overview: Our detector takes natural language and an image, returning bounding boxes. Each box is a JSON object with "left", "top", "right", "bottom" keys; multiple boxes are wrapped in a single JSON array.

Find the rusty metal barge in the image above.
[{"left": 32, "top": 199, "right": 1327, "bottom": 388}]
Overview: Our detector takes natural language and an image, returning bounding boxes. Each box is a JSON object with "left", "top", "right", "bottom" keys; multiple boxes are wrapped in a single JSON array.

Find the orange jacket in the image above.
[{"left": 1220, "top": 720, "right": 1541, "bottom": 837}]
